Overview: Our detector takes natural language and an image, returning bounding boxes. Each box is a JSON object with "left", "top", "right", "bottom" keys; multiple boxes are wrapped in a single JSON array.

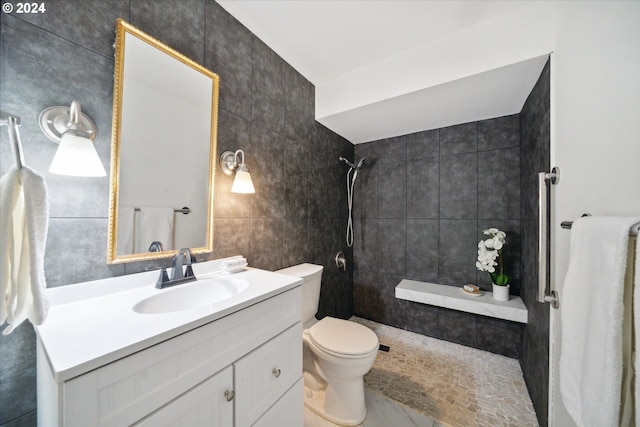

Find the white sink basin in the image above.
[{"left": 133, "top": 277, "right": 249, "bottom": 314}]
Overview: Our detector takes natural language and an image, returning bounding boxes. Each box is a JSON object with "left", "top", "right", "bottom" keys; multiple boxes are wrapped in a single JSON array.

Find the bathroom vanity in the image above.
[{"left": 35, "top": 258, "right": 303, "bottom": 426}]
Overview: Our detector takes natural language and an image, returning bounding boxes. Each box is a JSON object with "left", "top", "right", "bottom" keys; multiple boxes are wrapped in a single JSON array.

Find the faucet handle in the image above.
[{"left": 156, "top": 268, "right": 170, "bottom": 287}]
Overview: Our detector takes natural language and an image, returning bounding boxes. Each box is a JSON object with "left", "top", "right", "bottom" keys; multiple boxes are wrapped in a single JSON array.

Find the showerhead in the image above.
[{"left": 339, "top": 156, "right": 366, "bottom": 170}]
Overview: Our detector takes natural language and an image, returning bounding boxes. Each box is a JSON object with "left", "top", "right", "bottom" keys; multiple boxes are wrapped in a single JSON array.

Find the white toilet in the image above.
[{"left": 276, "top": 263, "right": 379, "bottom": 426}]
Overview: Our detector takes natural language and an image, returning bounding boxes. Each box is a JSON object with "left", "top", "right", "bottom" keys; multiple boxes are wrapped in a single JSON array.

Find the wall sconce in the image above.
[
  {"left": 219, "top": 149, "right": 255, "bottom": 194},
  {"left": 38, "top": 100, "right": 106, "bottom": 177}
]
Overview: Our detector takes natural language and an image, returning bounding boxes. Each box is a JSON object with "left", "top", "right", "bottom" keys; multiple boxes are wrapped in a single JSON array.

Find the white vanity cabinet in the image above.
[{"left": 37, "top": 286, "right": 302, "bottom": 427}]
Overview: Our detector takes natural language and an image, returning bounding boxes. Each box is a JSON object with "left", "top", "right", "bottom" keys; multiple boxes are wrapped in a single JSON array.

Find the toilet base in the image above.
[{"left": 304, "top": 385, "right": 366, "bottom": 426}]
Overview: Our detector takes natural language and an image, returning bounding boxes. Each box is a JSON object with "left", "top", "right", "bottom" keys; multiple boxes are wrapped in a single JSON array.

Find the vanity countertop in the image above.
[{"left": 35, "top": 257, "right": 302, "bottom": 382}]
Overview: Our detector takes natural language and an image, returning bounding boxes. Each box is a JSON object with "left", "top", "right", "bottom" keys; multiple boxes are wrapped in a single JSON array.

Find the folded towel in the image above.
[
  {"left": 116, "top": 205, "right": 135, "bottom": 255},
  {"left": 559, "top": 216, "right": 639, "bottom": 427},
  {"left": 137, "top": 207, "right": 174, "bottom": 253},
  {"left": 0, "top": 166, "right": 49, "bottom": 334}
]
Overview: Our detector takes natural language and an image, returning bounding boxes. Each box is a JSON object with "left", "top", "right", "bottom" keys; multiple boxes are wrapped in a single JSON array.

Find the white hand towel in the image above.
[
  {"left": 137, "top": 207, "right": 174, "bottom": 252},
  {"left": 0, "top": 166, "right": 49, "bottom": 334},
  {"left": 559, "top": 216, "right": 639, "bottom": 427},
  {"left": 116, "top": 205, "right": 135, "bottom": 255}
]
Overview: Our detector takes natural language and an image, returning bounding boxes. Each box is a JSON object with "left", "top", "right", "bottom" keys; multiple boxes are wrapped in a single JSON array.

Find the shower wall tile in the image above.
[
  {"left": 438, "top": 219, "right": 477, "bottom": 286},
  {"left": 284, "top": 63, "right": 314, "bottom": 140},
  {"left": 478, "top": 147, "right": 521, "bottom": 220},
  {"left": 206, "top": 1, "right": 253, "bottom": 120},
  {"left": 377, "top": 273, "right": 407, "bottom": 328},
  {"left": 285, "top": 134, "right": 309, "bottom": 177},
  {"left": 377, "top": 219, "right": 406, "bottom": 275},
  {"left": 285, "top": 173, "right": 309, "bottom": 218},
  {"left": 405, "top": 301, "right": 439, "bottom": 337},
  {"left": 519, "top": 59, "right": 550, "bottom": 427},
  {"left": 252, "top": 37, "right": 286, "bottom": 134},
  {"left": 440, "top": 122, "right": 477, "bottom": 155},
  {"left": 376, "top": 137, "right": 406, "bottom": 164},
  {"left": 130, "top": 0, "right": 206, "bottom": 64},
  {"left": 438, "top": 308, "right": 477, "bottom": 348},
  {"left": 406, "top": 219, "right": 439, "bottom": 281},
  {"left": 377, "top": 162, "right": 406, "bottom": 219},
  {"left": 439, "top": 152, "right": 477, "bottom": 219},
  {"left": 353, "top": 218, "right": 378, "bottom": 271},
  {"left": 353, "top": 269, "right": 380, "bottom": 320},
  {"left": 478, "top": 114, "right": 520, "bottom": 151},
  {"left": 406, "top": 129, "right": 439, "bottom": 160},
  {"left": 477, "top": 316, "right": 522, "bottom": 358},
  {"left": 406, "top": 157, "right": 439, "bottom": 219}
]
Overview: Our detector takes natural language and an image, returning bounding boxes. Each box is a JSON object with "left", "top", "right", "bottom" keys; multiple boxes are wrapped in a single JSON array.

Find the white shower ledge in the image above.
[{"left": 395, "top": 279, "right": 527, "bottom": 323}]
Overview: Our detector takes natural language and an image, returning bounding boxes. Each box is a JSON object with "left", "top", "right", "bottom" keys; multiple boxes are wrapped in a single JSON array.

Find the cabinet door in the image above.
[
  {"left": 235, "top": 323, "right": 302, "bottom": 426},
  {"left": 133, "top": 366, "right": 233, "bottom": 427},
  {"left": 252, "top": 378, "right": 303, "bottom": 427}
]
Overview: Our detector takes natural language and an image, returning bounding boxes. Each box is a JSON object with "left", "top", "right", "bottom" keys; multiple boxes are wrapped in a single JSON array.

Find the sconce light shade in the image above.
[
  {"left": 231, "top": 165, "right": 255, "bottom": 193},
  {"left": 39, "top": 100, "right": 106, "bottom": 177},
  {"left": 49, "top": 132, "right": 106, "bottom": 177},
  {"left": 220, "top": 149, "right": 255, "bottom": 194}
]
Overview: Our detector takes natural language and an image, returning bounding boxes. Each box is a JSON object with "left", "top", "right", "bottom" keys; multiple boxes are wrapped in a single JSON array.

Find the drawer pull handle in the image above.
[
  {"left": 224, "top": 389, "right": 235, "bottom": 401},
  {"left": 272, "top": 368, "right": 281, "bottom": 378}
]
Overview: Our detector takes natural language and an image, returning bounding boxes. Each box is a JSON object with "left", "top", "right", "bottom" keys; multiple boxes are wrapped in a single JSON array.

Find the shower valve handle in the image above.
[{"left": 335, "top": 251, "right": 346, "bottom": 271}]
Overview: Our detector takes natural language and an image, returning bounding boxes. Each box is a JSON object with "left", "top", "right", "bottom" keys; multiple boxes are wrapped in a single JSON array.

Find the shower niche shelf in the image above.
[{"left": 395, "top": 279, "right": 527, "bottom": 323}]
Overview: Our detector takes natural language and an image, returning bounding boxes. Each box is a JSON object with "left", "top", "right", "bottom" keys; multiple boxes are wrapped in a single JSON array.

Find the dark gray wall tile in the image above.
[
  {"left": 438, "top": 220, "right": 477, "bottom": 286},
  {"left": 477, "top": 317, "right": 522, "bottom": 358},
  {"left": 251, "top": 37, "right": 285, "bottom": 133},
  {"left": 478, "top": 147, "right": 520, "bottom": 220},
  {"left": 210, "top": 218, "right": 251, "bottom": 260},
  {"left": 45, "top": 219, "right": 115, "bottom": 287},
  {"left": 205, "top": 1, "right": 253, "bottom": 120},
  {"left": 0, "top": 324, "right": 36, "bottom": 424},
  {"left": 438, "top": 309, "right": 476, "bottom": 348},
  {"left": 250, "top": 218, "right": 284, "bottom": 270},
  {"left": 407, "top": 157, "right": 439, "bottom": 219},
  {"left": 440, "top": 153, "right": 477, "bottom": 219},
  {"left": 406, "top": 219, "right": 438, "bottom": 281},
  {"left": 353, "top": 269, "right": 380, "bottom": 320},
  {"left": 353, "top": 218, "right": 377, "bottom": 271},
  {"left": 130, "top": 0, "right": 205, "bottom": 64},
  {"left": 377, "top": 273, "right": 406, "bottom": 328},
  {"left": 377, "top": 162, "right": 406, "bottom": 219},
  {"left": 377, "top": 219, "right": 406, "bottom": 275},
  {"left": 376, "top": 137, "right": 406, "bottom": 164},
  {"left": 440, "top": 122, "right": 477, "bottom": 155},
  {"left": 283, "top": 218, "right": 309, "bottom": 267},
  {"left": 478, "top": 114, "right": 519, "bottom": 151},
  {"left": 10, "top": 0, "right": 129, "bottom": 58},
  {"left": 406, "top": 129, "right": 439, "bottom": 160},
  {"left": 285, "top": 64, "right": 313, "bottom": 140},
  {"left": 405, "top": 302, "right": 439, "bottom": 337},
  {"left": 251, "top": 125, "right": 285, "bottom": 217}
]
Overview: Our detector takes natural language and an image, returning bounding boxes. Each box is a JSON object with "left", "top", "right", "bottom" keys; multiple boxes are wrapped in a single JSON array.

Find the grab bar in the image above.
[{"left": 538, "top": 167, "right": 560, "bottom": 308}]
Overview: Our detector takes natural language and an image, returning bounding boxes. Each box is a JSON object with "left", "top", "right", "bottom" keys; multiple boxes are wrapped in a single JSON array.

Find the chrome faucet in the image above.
[{"left": 156, "top": 248, "right": 197, "bottom": 288}]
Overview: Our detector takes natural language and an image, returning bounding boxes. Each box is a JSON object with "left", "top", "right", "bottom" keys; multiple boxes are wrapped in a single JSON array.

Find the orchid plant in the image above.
[{"left": 476, "top": 228, "right": 510, "bottom": 286}]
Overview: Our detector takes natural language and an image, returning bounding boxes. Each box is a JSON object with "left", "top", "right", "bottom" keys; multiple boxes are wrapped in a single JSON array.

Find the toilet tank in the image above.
[{"left": 276, "top": 263, "right": 323, "bottom": 324}]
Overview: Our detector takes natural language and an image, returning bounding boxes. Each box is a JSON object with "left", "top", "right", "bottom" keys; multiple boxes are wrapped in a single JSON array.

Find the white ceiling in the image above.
[{"left": 216, "top": 0, "right": 548, "bottom": 144}]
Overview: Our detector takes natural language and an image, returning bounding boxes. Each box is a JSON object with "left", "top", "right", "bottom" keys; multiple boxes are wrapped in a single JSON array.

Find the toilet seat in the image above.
[{"left": 308, "top": 317, "right": 378, "bottom": 358}]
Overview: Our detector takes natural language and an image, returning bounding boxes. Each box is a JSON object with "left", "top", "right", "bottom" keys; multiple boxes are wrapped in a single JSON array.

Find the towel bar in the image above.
[{"left": 561, "top": 216, "right": 639, "bottom": 236}]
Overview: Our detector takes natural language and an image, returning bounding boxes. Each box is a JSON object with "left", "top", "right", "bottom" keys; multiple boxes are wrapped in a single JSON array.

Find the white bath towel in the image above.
[
  {"left": 0, "top": 165, "right": 49, "bottom": 334},
  {"left": 137, "top": 207, "right": 174, "bottom": 252},
  {"left": 116, "top": 205, "right": 135, "bottom": 255},
  {"left": 560, "top": 216, "right": 639, "bottom": 427}
]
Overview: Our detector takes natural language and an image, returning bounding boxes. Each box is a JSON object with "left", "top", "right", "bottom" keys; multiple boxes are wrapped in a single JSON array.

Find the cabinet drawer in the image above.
[{"left": 235, "top": 323, "right": 302, "bottom": 426}]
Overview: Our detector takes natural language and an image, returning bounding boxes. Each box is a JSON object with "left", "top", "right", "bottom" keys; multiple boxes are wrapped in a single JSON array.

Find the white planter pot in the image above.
[{"left": 492, "top": 283, "right": 510, "bottom": 301}]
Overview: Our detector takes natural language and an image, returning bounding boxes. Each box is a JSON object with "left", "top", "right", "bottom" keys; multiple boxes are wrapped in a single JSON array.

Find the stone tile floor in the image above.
[{"left": 353, "top": 317, "right": 539, "bottom": 427}]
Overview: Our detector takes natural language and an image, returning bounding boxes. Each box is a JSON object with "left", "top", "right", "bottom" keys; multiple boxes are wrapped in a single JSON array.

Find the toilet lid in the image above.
[{"left": 308, "top": 317, "right": 379, "bottom": 356}]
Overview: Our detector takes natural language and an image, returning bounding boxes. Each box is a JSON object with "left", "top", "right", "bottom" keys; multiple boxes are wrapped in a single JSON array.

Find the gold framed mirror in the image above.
[{"left": 107, "top": 19, "right": 219, "bottom": 264}]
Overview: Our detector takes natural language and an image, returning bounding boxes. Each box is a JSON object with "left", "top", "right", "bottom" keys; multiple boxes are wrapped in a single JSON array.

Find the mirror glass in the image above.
[{"left": 107, "top": 19, "right": 219, "bottom": 264}]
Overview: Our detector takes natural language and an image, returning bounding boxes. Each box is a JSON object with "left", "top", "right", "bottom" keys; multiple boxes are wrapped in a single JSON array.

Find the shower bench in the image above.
[{"left": 395, "top": 279, "right": 528, "bottom": 323}]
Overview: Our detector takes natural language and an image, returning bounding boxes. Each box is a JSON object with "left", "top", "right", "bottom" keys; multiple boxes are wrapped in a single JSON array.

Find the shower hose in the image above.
[{"left": 346, "top": 167, "right": 358, "bottom": 247}]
